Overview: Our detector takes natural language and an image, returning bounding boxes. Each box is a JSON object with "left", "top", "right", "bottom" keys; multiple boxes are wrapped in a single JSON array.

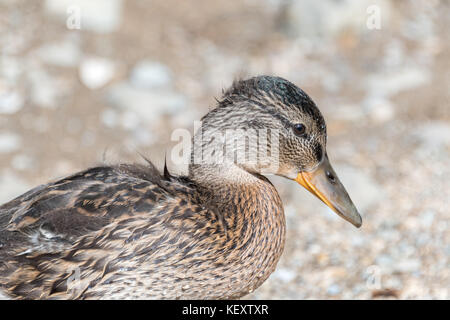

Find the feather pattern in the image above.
[
  {"left": 0, "top": 75, "right": 336, "bottom": 299},
  {"left": 0, "top": 162, "right": 285, "bottom": 299}
]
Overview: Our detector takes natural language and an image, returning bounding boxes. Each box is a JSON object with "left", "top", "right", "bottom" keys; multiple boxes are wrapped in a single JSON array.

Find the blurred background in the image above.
[{"left": 0, "top": 0, "right": 448, "bottom": 299}]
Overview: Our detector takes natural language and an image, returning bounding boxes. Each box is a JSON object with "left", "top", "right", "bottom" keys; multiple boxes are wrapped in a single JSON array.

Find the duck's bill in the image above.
[{"left": 295, "top": 155, "right": 362, "bottom": 228}]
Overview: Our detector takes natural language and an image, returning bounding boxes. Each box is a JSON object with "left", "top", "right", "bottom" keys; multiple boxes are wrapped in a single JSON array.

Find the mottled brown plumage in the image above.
[{"left": 0, "top": 75, "right": 361, "bottom": 299}]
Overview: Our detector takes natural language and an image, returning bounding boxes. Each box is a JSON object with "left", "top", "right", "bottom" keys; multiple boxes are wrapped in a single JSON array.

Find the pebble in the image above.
[
  {"left": 0, "top": 89, "right": 23, "bottom": 114},
  {"left": 106, "top": 82, "right": 187, "bottom": 122},
  {"left": 0, "top": 56, "right": 23, "bottom": 84},
  {"left": 333, "top": 165, "right": 385, "bottom": 213},
  {"left": 327, "top": 283, "right": 341, "bottom": 295},
  {"left": 0, "top": 172, "right": 30, "bottom": 204},
  {"left": 415, "top": 121, "right": 450, "bottom": 148},
  {"left": 120, "top": 111, "right": 140, "bottom": 130},
  {"left": 11, "top": 154, "right": 34, "bottom": 171},
  {"left": 79, "top": 57, "right": 116, "bottom": 89},
  {"left": 35, "top": 38, "right": 81, "bottom": 68},
  {"left": 419, "top": 210, "right": 435, "bottom": 228},
  {"left": 366, "top": 67, "right": 430, "bottom": 98},
  {"left": 27, "top": 69, "right": 63, "bottom": 109},
  {"left": 130, "top": 60, "right": 172, "bottom": 90},
  {"left": 376, "top": 255, "right": 394, "bottom": 269},
  {"left": 272, "top": 268, "right": 297, "bottom": 283},
  {"left": 333, "top": 104, "right": 365, "bottom": 122},
  {"left": 132, "top": 128, "right": 156, "bottom": 146},
  {"left": 101, "top": 109, "right": 119, "bottom": 128},
  {"left": 394, "top": 259, "right": 422, "bottom": 273},
  {"left": 0, "top": 133, "right": 21, "bottom": 153},
  {"left": 363, "top": 97, "right": 395, "bottom": 123}
]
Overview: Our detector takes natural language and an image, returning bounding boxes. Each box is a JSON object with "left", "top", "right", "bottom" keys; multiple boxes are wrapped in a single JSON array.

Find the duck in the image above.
[{"left": 0, "top": 75, "right": 361, "bottom": 300}]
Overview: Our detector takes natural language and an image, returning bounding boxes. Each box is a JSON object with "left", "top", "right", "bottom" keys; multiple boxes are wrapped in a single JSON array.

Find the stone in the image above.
[
  {"left": 0, "top": 132, "right": 21, "bottom": 153},
  {"left": 101, "top": 108, "right": 119, "bottom": 128},
  {"left": 11, "top": 154, "right": 34, "bottom": 171},
  {"left": 130, "top": 60, "right": 172, "bottom": 90},
  {"left": 120, "top": 111, "right": 140, "bottom": 130},
  {"left": 0, "top": 56, "right": 23, "bottom": 84},
  {"left": 366, "top": 67, "right": 430, "bottom": 98},
  {"left": 394, "top": 259, "right": 422, "bottom": 273},
  {"left": 333, "top": 165, "right": 385, "bottom": 213},
  {"left": 35, "top": 38, "right": 81, "bottom": 67},
  {"left": 0, "top": 89, "right": 23, "bottom": 114},
  {"left": 272, "top": 268, "right": 297, "bottom": 283},
  {"left": 106, "top": 82, "right": 186, "bottom": 122},
  {"left": 363, "top": 97, "right": 395, "bottom": 123},
  {"left": 79, "top": 57, "right": 116, "bottom": 89},
  {"left": 415, "top": 121, "right": 450, "bottom": 148},
  {"left": 132, "top": 128, "right": 156, "bottom": 146},
  {"left": 0, "top": 172, "right": 30, "bottom": 205},
  {"left": 27, "top": 69, "right": 62, "bottom": 109},
  {"left": 327, "top": 283, "right": 341, "bottom": 295},
  {"left": 333, "top": 104, "right": 365, "bottom": 122},
  {"left": 376, "top": 254, "right": 394, "bottom": 270},
  {"left": 419, "top": 210, "right": 435, "bottom": 228}
]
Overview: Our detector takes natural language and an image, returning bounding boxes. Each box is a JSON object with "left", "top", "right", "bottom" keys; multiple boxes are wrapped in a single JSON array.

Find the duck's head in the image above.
[{"left": 190, "top": 75, "right": 362, "bottom": 228}]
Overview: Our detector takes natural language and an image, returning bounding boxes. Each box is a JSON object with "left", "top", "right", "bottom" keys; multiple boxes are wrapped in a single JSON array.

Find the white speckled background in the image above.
[{"left": 0, "top": 0, "right": 448, "bottom": 299}]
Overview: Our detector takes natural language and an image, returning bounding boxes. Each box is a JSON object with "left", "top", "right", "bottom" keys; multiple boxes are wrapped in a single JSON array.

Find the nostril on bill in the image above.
[{"left": 326, "top": 170, "right": 336, "bottom": 183}]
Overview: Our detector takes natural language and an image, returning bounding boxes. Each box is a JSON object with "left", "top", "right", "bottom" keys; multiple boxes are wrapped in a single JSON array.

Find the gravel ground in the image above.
[{"left": 0, "top": 0, "right": 448, "bottom": 299}]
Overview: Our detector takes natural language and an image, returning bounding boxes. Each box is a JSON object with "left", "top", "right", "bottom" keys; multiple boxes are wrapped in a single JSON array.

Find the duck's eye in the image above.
[{"left": 293, "top": 123, "right": 306, "bottom": 136}]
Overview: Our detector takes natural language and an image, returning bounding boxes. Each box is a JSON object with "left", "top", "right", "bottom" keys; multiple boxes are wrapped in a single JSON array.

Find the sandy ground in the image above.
[{"left": 0, "top": 0, "right": 448, "bottom": 299}]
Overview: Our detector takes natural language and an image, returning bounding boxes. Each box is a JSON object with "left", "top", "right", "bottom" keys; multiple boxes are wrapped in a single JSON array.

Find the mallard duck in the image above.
[{"left": 0, "top": 75, "right": 361, "bottom": 300}]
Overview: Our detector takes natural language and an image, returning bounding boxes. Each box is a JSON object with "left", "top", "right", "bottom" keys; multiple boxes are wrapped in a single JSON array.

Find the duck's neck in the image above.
[{"left": 189, "top": 162, "right": 286, "bottom": 297}]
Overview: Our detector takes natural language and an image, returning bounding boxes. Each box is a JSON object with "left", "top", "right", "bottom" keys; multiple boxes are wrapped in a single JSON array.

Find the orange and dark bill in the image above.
[{"left": 295, "top": 154, "right": 362, "bottom": 228}]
